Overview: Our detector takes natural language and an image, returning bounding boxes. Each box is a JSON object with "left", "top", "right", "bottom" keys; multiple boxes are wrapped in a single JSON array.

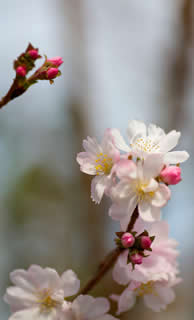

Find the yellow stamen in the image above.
[
  {"left": 135, "top": 281, "right": 157, "bottom": 297},
  {"left": 95, "top": 153, "right": 113, "bottom": 175}
]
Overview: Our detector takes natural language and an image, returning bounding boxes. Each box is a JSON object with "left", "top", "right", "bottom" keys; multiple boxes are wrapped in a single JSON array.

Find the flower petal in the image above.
[
  {"left": 109, "top": 204, "right": 128, "bottom": 220},
  {"left": 148, "top": 124, "right": 165, "bottom": 141},
  {"left": 115, "top": 159, "right": 137, "bottom": 180},
  {"left": 127, "top": 120, "right": 147, "bottom": 140},
  {"left": 91, "top": 176, "right": 108, "bottom": 204},
  {"left": 83, "top": 137, "right": 102, "bottom": 155},
  {"left": 116, "top": 288, "right": 136, "bottom": 314},
  {"left": 143, "top": 153, "right": 164, "bottom": 181},
  {"left": 61, "top": 270, "right": 80, "bottom": 297},
  {"left": 9, "top": 307, "right": 58, "bottom": 320},
  {"left": 159, "top": 130, "right": 180, "bottom": 153},
  {"left": 151, "top": 184, "right": 171, "bottom": 207},
  {"left": 164, "top": 151, "right": 189, "bottom": 165},
  {"left": 139, "top": 202, "right": 161, "bottom": 222},
  {"left": 109, "top": 128, "right": 130, "bottom": 152}
]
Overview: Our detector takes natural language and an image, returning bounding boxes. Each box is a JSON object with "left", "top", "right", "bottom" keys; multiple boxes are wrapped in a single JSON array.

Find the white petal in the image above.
[
  {"left": 61, "top": 270, "right": 80, "bottom": 297},
  {"left": 91, "top": 176, "right": 108, "bottom": 204},
  {"left": 10, "top": 269, "right": 35, "bottom": 292},
  {"left": 143, "top": 153, "right": 164, "bottom": 181},
  {"left": 9, "top": 307, "right": 58, "bottom": 320},
  {"left": 139, "top": 202, "right": 161, "bottom": 222},
  {"left": 117, "top": 288, "right": 136, "bottom": 314},
  {"left": 159, "top": 130, "right": 180, "bottom": 153},
  {"left": 76, "top": 152, "right": 96, "bottom": 175},
  {"left": 101, "top": 129, "right": 120, "bottom": 162},
  {"left": 142, "top": 179, "right": 158, "bottom": 193},
  {"left": 127, "top": 120, "right": 147, "bottom": 140},
  {"left": 115, "top": 159, "right": 137, "bottom": 180},
  {"left": 112, "top": 252, "right": 130, "bottom": 285},
  {"left": 111, "top": 181, "right": 135, "bottom": 201},
  {"left": 144, "top": 286, "right": 175, "bottom": 312},
  {"left": 4, "top": 286, "right": 36, "bottom": 310},
  {"left": 109, "top": 128, "right": 130, "bottom": 152},
  {"left": 151, "top": 184, "right": 171, "bottom": 208},
  {"left": 148, "top": 124, "right": 165, "bottom": 141},
  {"left": 72, "top": 295, "right": 94, "bottom": 319},
  {"left": 85, "top": 297, "right": 110, "bottom": 318},
  {"left": 109, "top": 204, "right": 128, "bottom": 220},
  {"left": 97, "top": 315, "right": 118, "bottom": 320},
  {"left": 83, "top": 137, "right": 102, "bottom": 155},
  {"left": 164, "top": 151, "right": 189, "bottom": 165}
]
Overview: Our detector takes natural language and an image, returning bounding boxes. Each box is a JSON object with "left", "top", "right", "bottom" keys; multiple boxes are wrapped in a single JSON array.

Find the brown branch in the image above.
[
  {"left": 78, "top": 247, "right": 121, "bottom": 295},
  {"left": 78, "top": 207, "right": 139, "bottom": 295}
]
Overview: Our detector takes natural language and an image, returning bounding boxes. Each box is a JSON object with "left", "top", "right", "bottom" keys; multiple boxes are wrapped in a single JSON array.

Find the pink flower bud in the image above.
[
  {"left": 47, "top": 56, "right": 63, "bottom": 67},
  {"left": 47, "top": 68, "right": 59, "bottom": 79},
  {"left": 28, "top": 49, "right": 39, "bottom": 60},
  {"left": 121, "top": 233, "right": 135, "bottom": 248},
  {"left": 16, "top": 66, "right": 26, "bottom": 77},
  {"left": 160, "top": 166, "right": 181, "bottom": 185},
  {"left": 140, "top": 236, "right": 152, "bottom": 249},
  {"left": 130, "top": 253, "right": 143, "bottom": 265}
]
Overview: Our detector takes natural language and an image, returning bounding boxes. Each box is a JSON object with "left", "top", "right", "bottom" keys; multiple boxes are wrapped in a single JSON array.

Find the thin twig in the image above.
[{"left": 78, "top": 207, "right": 139, "bottom": 295}]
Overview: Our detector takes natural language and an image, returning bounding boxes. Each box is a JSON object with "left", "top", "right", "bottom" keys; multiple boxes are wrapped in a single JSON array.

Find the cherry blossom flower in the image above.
[
  {"left": 4, "top": 265, "right": 80, "bottom": 320},
  {"left": 77, "top": 129, "right": 120, "bottom": 203},
  {"left": 111, "top": 276, "right": 181, "bottom": 313},
  {"left": 63, "top": 295, "right": 117, "bottom": 320},
  {"left": 109, "top": 155, "right": 171, "bottom": 229},
  {"left": 113, "top": 220, "right": 179, "bottom": 285},
  {"left": 110, "top": 120, "right": 189, "bottom": 165}
]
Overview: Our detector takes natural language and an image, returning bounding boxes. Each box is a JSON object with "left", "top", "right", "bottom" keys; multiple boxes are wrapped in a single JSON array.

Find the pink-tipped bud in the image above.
[
  {"left": 121, "top": 233, "right": 135, "bottom": 248},
  {"left": 130, "top": 253, "right": 143, "bottom": 265},
  {"left": 140, "top": 236, "right": 152, "bottom": 250},
  {"left": 28, "top": 49, "right": 39, "bottom": 60},
  {"left": 47, "top": 56, "right": 63, "bottom": 67},
  {"left": 47, "top": 67, "right": 59, "bottom": 79},
  {"left": 160, "top": 166, "right": 181, "bottom": 185},
  {"left": 16, "top": 66, "right": 26, "bottom": 77}
]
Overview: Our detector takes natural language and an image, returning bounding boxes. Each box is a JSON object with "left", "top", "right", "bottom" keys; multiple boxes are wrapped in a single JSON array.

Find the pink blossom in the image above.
[
  {"left": 111, "top": 276, "right": 181, "bottom": 313},
  {"left": 113, "top": 220, "right": 179, "bottom": 285},
  {"left": 121, "top": 233, "right": 135, "bottom": 248},
  {"left": 16, "top": 66, "right": 26, "bottom": 77},
  {"left": 4, "top": 265, "right": 80, "bottom": 320},
  {"left": 77, "top": 129, "right": 120, "bottom": 204},
  {"left": 28, "top": 49, "right": 39, "bottom": 60},
  {"left": 47, "top": 56, "right": 63, "bottom": 67},
  {"left": 160, "top": 166, "right": 182, "bottom": 185},
  {"left": 47, "top": 67, "right": 59, "bottom": 79},
  {"left": 109, "top": 154, "right": 171, "bottom": 230}
]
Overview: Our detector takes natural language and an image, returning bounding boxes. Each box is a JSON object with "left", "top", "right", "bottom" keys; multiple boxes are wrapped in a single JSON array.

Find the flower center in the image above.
[
  {"left": 135, "top": 281, "right": 156, "bottom": 297},
  {"left": 135, "top": 183, "right": 155, "bottom": 202},
  {"left": 95, "top": 153, "right": 113, "bottom": 175},
  {"left": 132, "top": 137, "right": 160, "bottom": 153},
  {"left": 37, "top": 291, "right": 58, "bottom": 312}
]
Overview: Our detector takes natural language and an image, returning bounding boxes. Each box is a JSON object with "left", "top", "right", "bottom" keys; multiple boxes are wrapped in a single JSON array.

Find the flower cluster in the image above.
[
  {"left": 3, "top": 120, "right": 189, "bottom": 318},
  {"left": 77, "top": 120, "right": 189, "bottom": 312},
  {"left": 4, "top": 265, "right": 117, "bottom": 320}
]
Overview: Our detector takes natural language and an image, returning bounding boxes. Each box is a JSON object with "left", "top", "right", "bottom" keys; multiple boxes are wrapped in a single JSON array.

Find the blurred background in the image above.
[{"left": 0, "top": 0, "right": 193, "bottom": 319}]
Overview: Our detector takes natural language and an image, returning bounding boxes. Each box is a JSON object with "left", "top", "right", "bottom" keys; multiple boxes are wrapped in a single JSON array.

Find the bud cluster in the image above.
[{"left": 115, "top": 230, "right": 154, "bottom": 268}]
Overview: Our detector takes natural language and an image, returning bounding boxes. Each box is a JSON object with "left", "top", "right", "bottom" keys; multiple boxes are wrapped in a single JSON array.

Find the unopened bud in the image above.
[
  {"left": 130, "top": 253, "right": 143, "bottom": 265},
  {"left": 47, "top": 56, "right": 63, "bottom": 67},
  {"left": 160, "top": 166, "right": 181, "bottom": 185},
  {"left": 47, "top": 68, "right": 59, "bottom": 79},
  {"left": 28, "top": 49, "right": 39, "bottom": 60},
  {"left": 16, "top": 66, "right": 26, "bottom": 77},
  {"left": 121, "top": 233, "right": 135, "bottom": 248},
  {"left": 140, "top": 236, "right": 152, "bottom": 250}
]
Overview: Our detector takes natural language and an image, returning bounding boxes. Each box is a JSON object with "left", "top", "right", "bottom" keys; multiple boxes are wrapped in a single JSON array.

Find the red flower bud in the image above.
[
  {"left": 47, "top": 68, "right": 59, "bottom": 79},
  {"left": 130, "top": 253, "right": 143, "bottom": 265},
  {"left": 121, "top": 233, "right": 135, "bottom": 248},
  {"left": 47, "top": 56, "right": 63, "bottom": 67},
  {"left": 140, "top": 236, "right": 152, "bottom": 250},
  {"left": 16, "top": 66, "right": 26, "bottom": 77},
  {"left": 28, "top": 49, "right": 39, "bottom": 60}
]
